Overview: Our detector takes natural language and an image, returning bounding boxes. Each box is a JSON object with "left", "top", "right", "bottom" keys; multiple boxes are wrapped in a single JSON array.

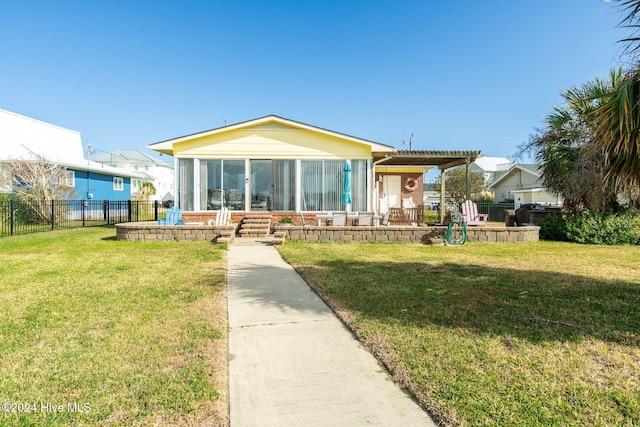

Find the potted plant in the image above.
[{"left": 279, "top": 217, "right": 293, "bottom": 226}]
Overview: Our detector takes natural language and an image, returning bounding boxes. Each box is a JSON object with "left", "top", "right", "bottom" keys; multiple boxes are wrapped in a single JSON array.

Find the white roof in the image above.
[
  {"left": 473, "top": 156, "right": 512, "bottom": 172},
  {"left": 0, "top": 109, "right": 143, "bottom": 178},
  {"left": 0, "top": 109, "right": 85, "bottom": 163}
]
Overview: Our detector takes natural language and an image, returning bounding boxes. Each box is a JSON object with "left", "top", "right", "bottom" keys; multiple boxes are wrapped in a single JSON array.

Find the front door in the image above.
[
  {"left": 250, "top": 160, "right": 271, "bottom": 211},
  {"left": 380, "top": 175, "right": 401, "bottom": 213}
]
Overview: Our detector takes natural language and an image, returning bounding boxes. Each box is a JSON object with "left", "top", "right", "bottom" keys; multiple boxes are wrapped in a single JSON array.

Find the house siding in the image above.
[
  {"left": 172, "top": 126, "right": 372, "bottom": 160},
  {"left": 493, "top": 170, "right": 542, "bottom": 202},
  {"left": 73, "top": 170, "right": 131, "bottom": 200}
]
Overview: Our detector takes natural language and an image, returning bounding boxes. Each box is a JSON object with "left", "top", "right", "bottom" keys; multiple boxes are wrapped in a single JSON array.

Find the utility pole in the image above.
[{"left": 403, "top": 133, "right": 414, "bottom": 151}]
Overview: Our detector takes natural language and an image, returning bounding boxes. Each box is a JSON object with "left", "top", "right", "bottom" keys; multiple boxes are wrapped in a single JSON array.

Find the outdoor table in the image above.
[{"left": 316, "top": 214, "right": 332, "bottom": 226}]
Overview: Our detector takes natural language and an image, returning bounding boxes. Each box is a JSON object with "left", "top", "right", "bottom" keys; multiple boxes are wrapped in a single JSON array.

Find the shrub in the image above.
[
  {"left": 539, "top": 213, "right": 568, "bottom": 241},
  {"left": 540, "top": 211, "right": 640, "bottom": 245}
]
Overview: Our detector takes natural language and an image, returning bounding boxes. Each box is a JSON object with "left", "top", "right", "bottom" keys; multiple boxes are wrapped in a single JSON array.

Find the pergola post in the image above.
[
  {"left": 440, "top": 168, "right": 446, "bottom": 223},
  {"left": 466, "top": 158, "right": 471, "bottom": 201}
]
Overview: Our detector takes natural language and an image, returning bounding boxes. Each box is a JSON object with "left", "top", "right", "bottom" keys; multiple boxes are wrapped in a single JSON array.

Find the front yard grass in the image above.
[
  {"left": 278, "top": 241, "right": 640, "bottom": 426},
  {"left": 0, "top": 227, "right": 228, "bottom": 426}
]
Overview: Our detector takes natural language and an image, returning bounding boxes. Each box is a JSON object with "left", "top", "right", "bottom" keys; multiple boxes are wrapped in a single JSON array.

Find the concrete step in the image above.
[
  {"left": 239, "top": 232, "right": 270, "bottom": 238},
  {"left": 241, "top": 223, "right": 271, "bottom": 229},
  {"left": 239, "top": 227, "right": 270, "bottom": 233},
  {"left": 242, "top": 220, "right": 272, "bottom": 226}
]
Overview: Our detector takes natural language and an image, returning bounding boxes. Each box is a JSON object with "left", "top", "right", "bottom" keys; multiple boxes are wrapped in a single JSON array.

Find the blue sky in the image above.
[{"left": 0, "top": 0, "right": 628, "bottom": 166}]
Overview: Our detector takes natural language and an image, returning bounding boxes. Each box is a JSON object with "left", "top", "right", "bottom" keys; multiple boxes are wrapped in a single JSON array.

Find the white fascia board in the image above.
[{"left": 509, "top": 188, "right": 548, "bottom": 194}]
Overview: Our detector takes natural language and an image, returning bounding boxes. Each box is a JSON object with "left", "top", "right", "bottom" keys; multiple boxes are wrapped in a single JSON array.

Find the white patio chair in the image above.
[
  {"left": 357, "top": 211, "right": 374, "bottom": 226},
  {"left": 331, "top": 211, "right": 348, "bottom": 226},
  {"left": 403, "top": 197, "right": 416, "bottom": 208}
]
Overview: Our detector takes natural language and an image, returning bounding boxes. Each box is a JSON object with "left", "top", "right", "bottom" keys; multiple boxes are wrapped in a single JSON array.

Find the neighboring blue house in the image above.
[
  {"left": 64, "top": 164, "right": 136, "bottom": 201},
  {"left": 0, "top": 108, "right": 142, "bottom": 200}
]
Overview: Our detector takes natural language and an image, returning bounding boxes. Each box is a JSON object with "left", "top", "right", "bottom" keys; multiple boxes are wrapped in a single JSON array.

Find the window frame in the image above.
[{"left": 113, "top": 176, "right": 124, "bottom": 191}]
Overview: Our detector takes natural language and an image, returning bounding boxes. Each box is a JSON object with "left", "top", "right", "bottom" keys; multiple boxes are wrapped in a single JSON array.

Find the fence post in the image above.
[
  {"left": 154, "top": 200, "right": 159, "bottom": 221},
  {"left": 51, "top": 200, "right": 55, "bottom": 231},
  {"left": 128, "top": 200, "right": 132, "bottom": 223},
  {"left": 103, "top": 200, "right": 110, "bottom": 224},
  {"left": 10, "top": 200, "right": 14, "bottom": 236},
  {"left": 82, "top": 201, "right": 86, "bottom": 227}
]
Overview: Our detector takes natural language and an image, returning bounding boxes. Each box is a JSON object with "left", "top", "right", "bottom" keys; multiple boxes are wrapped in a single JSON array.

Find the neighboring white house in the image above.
[
  {"left": 0, "top": 109, "right": 142, "bottom": 200},
  {"left": 423, "top": 156, "right": 512, "bottom": 204},
  {"left": 91, "top": 149, "right": 175, "bottom": 202},
  {"left": 471, "top": 156, "right": 512, "bottom": 186},
  {"left": 487, "top": 163, "right": 563, "bottom": 208}
]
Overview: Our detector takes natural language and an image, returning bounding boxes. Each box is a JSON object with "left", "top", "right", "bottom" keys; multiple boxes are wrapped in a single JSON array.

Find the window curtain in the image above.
[
  {"left": 301, "top": 160, "right": 349, "bottom": 211},
  {"left": 351, "top": 160, "right": 367, "bottom": 211},
  {"left": 323, "top": 160, "right": 343, "bottom": 211},
  {"left": 178, "top": 159, "right": 194, "bottom": 211},
  {"left": 301, "top": 161, "right": 323, "bottom": 211},
  {"left": 199, "top": 161, "right": 207, "bottom": 210},
  {"left": 273, "top": 160, "right": 295, "bottom": 211}
]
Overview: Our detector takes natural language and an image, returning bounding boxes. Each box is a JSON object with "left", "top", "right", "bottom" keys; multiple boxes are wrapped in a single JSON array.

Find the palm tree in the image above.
[
  {"left": 590, "top": 0, "right": 640, "bottom": 192},
  {"left": 133, "top": 181, "right": 156, "bottom": 201},
  {"left": 591, "top": 66, "right": 640, "bottom": 192},
  {"left": 525, "top": 69, "right": 623, "bottom": 211}
]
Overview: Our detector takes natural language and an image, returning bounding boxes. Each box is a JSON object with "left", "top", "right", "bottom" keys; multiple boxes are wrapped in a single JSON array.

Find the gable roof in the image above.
[
  {"left": 92, "top": 149, "right": 171, "bottom": 166},
  {"left": 486, "top": 163, "right": 542, "bottom": 190},
  {"left": 147, "top": 115, "right": 396, "bottom": 155}
]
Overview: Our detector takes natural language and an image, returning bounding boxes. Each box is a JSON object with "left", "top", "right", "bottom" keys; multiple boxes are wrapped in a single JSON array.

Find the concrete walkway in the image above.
[{"left": 227, "top": 238, "right": 436, "bottom": 426}]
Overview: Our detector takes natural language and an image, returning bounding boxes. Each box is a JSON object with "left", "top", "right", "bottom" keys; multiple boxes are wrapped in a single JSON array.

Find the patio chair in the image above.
[
  {"left": 208, "top": 189, "right": 224, "bottom": 210},
  {"left": 402, "top": 197, "right": 416, "bottom": 208},
  {"left": 251, "top": 192, "right": 270, "bottom": 210},
  {"left": 461, "top": 200, "right": 488, "bottom": 226},
  {"left": 162, "top": 206, "right": 183, "bottom": 225},
  {"left": 215, "top": 207, "right": 231, "bottom": 226},
  {"left": 228, "top": 189, "right": 244, "bottom": 210},
  {"left": 357, "top": 211, "right": 374, "bottom": 226},
  {"left": 331, "top": 211, "right": 348, "bottom": 226},
  {"left": 381, "top": 211, "right": 390, "bottom": 226}
]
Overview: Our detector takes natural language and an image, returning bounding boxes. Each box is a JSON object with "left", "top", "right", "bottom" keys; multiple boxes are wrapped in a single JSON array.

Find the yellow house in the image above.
[{"left": 148, "top": 115, "right": 479, "bottom": 220}]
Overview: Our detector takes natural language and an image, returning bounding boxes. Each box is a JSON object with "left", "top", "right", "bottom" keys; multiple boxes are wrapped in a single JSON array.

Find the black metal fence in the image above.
[
  {"left": 423, "top": 202, "right": 515, "bottom": 223},
  {"left": 476, "top": 202, "right": 515, "bottom": 222},
  {"left": 0, "top": 200, "right": 165, "bottom": 237}
]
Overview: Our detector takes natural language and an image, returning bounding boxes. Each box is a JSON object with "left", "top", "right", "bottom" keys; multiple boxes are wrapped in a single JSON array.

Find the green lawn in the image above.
[
  {"left": 0, "top": 227, "right": 228, "bottom": 426},
  {"left": 278, "top": 241, "right": 640, "bottom": 426}
]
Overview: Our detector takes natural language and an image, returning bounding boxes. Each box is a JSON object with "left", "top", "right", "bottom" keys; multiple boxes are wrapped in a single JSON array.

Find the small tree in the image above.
[
  {"left": 433, "top": 168, "right": 485, "bottom": 203},
  {"left": 0, "top": 156, "right": 76, "bottom": 221},
  {"left": 133, "top": 181, "right": 156, "bottom": 201}
]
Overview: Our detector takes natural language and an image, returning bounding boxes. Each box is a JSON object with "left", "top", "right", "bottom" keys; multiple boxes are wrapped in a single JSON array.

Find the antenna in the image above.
[
  {"left": 87, "top": 144, "right": 91, "bottom": 162},
  {"left": 402, "top": 133, "right": 414, "bottom": 151}
]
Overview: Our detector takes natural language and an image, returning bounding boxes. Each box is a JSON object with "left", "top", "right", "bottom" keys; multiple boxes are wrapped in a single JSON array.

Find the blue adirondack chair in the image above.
[{"left": 159, "top": 206, "right": 183, "bottom": 225}]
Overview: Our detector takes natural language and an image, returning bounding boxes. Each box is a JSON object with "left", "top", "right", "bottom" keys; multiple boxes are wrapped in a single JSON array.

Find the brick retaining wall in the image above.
[
  {"left": 116, "top": 221, "right": 237, "bottom": 242},
  {"left": 275, "top": 225, "right": 539, "bottom": 243}
]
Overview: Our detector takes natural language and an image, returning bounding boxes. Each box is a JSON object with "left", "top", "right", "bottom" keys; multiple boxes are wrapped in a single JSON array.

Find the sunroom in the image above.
[
  {"left": 147, "top": 115, "right": 479, "bottom": 222},
  {"left": 148, "top": 116, "right": 394, "bottom": 212}
]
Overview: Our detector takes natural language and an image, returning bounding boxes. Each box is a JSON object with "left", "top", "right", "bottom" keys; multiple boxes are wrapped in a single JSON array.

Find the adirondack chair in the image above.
[
  {"left": 215, "top": 207, "right": 231, "bottom": 226},
  {"left": 461, "top": 200, "right": 488, "bottom": 226},
  {"left": 162, "top": 206, "right": 183, "bottom": 225}
]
